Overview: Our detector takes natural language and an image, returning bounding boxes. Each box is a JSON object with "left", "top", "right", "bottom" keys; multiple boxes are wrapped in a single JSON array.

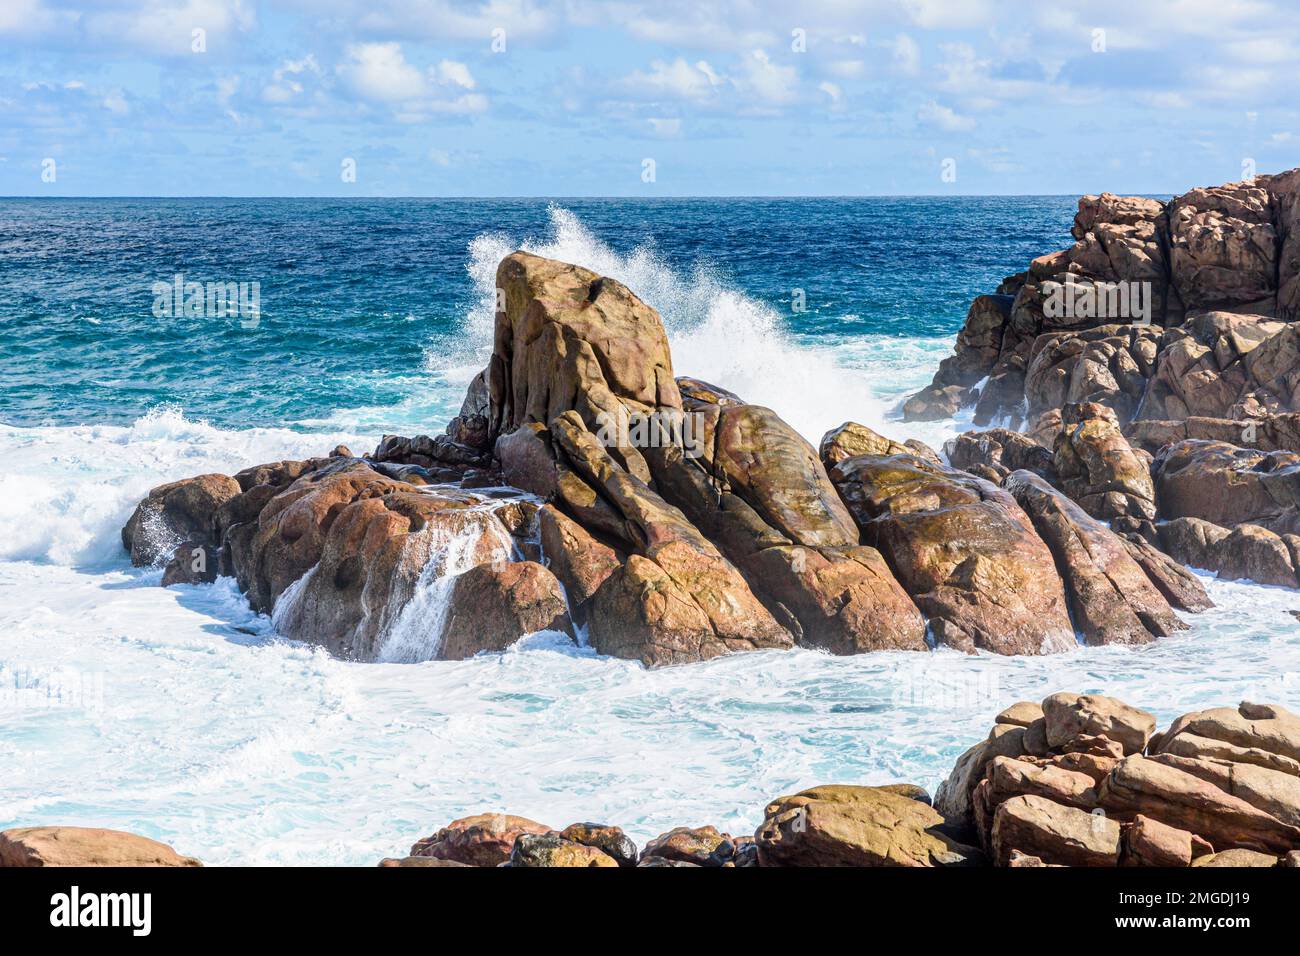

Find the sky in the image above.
[{"left": 0, "top": 0, "right": 1297, "bottom": 196}]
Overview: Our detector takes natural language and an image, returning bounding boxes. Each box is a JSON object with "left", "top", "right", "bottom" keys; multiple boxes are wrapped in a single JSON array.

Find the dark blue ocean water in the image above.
[{"left": 0, "top": 197, "right": 1077, "bottom": 429}]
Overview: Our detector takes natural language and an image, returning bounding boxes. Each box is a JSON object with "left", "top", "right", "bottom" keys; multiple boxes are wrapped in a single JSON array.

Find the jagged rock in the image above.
[
  {"left": 1141, "top": 312, "right": 1300, "bottom": 421},
  {"left": 507, "top": 833, "right": 619, "bottom": 867},
  {"left": 1026, "top": 325, "right": 1161, "bottom": 425},
  {"left": 490, "top": 251, "right": 682, "bottom": 476},
  {"left": 641, "top": 826, "right": 735, "bottom": 866},
  {"left": 820, "top": 421, "right": 939, "bottom": 468},
  {"left": 0, "top": 827, "right": 201, "bottom": 867},
  {"left": 537, "top": 504, "right": 621, "bottom": 610},
  {"left": 902, "top": 383, "right": 969, "bottom": 422},
  {"left": 755, "top": 785, "right": 982, "bottom": 867},
  {"left": 1154, "top": 440, "right": 1300, "bottom": 533},
  {"left": 1261, "top": 169, "right": 1300, "bottom": 322},
  {"left": 1167, "top": 183, "right": 1277, "bottom": 315},
  {"left": 1004, "top": 472, "right": 1186, "bottom": 645},
  {"left": 494, "top": 422, "right": 560, "bottom": 498},
  {"left": 934, "top": 724, "right": 1032, "bottom": 830},
  {"left": 1157, "top": 516, "right": 1231, "bottom": 570},
  {"left": 1043, "top": 692, "right": 1156, "bottom": 756},
  {"left": 439, "top": 561, "right": 572, "bottom": 660},
  {"left": 549, "top": 413, "right": 791, "bottom": 666},
  {"left": 558, "top": 823, "right": 639, "bottom": 867},
  {"left": 990, "top": 794, "right": 1121, "bottom": 867},
  {"left": 830, "top": 454, "right": 1074, "bottom": 655},
  {"left": 926, "top": 294, "right": 1015, "bottom": 390},
  {"left": 1156, "top": 701, "right": 1300, "bottom": 766},
  {"left": 122, "top": 473, "right": 241, "bottom": 566},
  {"left": 410, "top": 814, "right": 552, "bottom": 867},
  {"left": 945, "top": 428, "right": 1054, "bottom": 482},
  {"left": 1053, "top": 403, "right": 1156, "bottom": 521}
]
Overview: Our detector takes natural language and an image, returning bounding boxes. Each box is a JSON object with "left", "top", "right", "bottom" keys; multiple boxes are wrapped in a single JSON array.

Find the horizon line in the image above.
[{"left": 0, "top": 192, "right": 1171, "bottom": 200}]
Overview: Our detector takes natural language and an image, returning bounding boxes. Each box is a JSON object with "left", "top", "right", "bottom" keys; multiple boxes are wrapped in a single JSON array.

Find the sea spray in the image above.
[{"left": 376, "top": 502, "right": 517, "bottom": 663}]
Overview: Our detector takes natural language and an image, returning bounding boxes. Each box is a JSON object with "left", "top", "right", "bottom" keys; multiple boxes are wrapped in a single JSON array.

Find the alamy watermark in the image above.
[
  {"left": 1043, "top": 275, "right": 1152, "bottom": 325},
  {"left": 152, "top": 273, "right": 261, "bottom": 328},
  {"left": 1, "top": 665, "right": 104, "bottom": 714},
  {"left": 594, "top": 408, "right": 707, "bottom": 459}
]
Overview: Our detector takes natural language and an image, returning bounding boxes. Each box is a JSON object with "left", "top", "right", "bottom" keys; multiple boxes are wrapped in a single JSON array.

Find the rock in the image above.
[
  {"left": 990, "top": 794, "right": 1121, "bottom": 866},
  {"left": 161, "top": 540, "right": 219, "bottom": 586},
  {"left": 439, "top": 561, "right": 572, "bottom": 661},
  {"left": 1193, "top": 848, "right": 1279, "bottom": 867},
  {"left": 985, "top": 756, "right": 1099, "bottom": 811},
  {"left": 377, "top": 856, "right": 472, "bottom": 867},
  {"left": 996, "top": 702, "right": 1045, "bottom": 728},
  {"left": 1117, "top": 532, "right": 1214, "bottom": 612},
  {"left": 410, "top": 814, "right": 552, "bottom": 867},
  {"left": 641, "top": 826, "right": 735, "bottom": 867},
  {"left": 926, "top": 294, "right": 1016, "bottom": 390},
  {"left": 1212, "top": 524, "right": 1300, "bottom": 587},
  {"left": 537, "top": 504, "right": 621, "bottom": 610},
  {"left": 550, "top": 411, "right": 792, "bottom": 666},
  {"left": 1053, "top": 403, "right": 1156, "bottom": 521},
  {"left": 1152, "top": 753, "right": 1300, "bottom": 829},
  {"left": 330, "top": 444, "right": 353, "bottom": 458},
  {"left": 830, "top": 454, "right": 1075, "bottom": 655},
  {"left": 1026, "top": 324, "right": 1161, "bottom": 425},
  {"left": 902, "top": 383, "right": 969, "bottom": 422},
  {"left": 933, "top": 724, "right": 1030, "bottom": 831},
  {"left": 1262, "top": 169, "right": 1300, "bottom": 322},
  {"left": 945, "top": 428, "right": 1054, "bottom": 482},
  {"left": 1004, "top": 471, "right": 1186, "bottom": 646},
  {"left": 558, "top": 823, "right": 639, "bottom": 867},
  {"left": 820, "top": 421, "right": 940, "bottom": 468},
  {"left": 490, "top": 251, "right": 682, "bottom": 468},
  {"left": 494, "top": 423, "right": 560, "bottom": 498},
  {"left": 507, "top": 832, "right": 619, "bottom": 867},
  {"left": 636, "top": 857, "right": 700, "bottom": 867},
  {"left": 1154, "top": 440, "right": 1300, "bottom": 533},
  {"left": 1122, "top": 814, "right": 1202, "bottom": 867},
  {"left": 1007, "top": 850, "right": 1056, "bottom": 867},
  {"left": 1141, "top": 312, "right": 1300, "bottom": 421},
  {"left": 755, "top": 785, "right": 982, "bottom": 867},
  {"left": 1098, "top": 756, "right": 1300, "bottom": 854},
  {"left": 1043, "top": 692, "right": 1157, "bottom": 756},
  {"left": 0, "top": 826, "right": 201, "bottom": 867},
  {"left": 1157, "top": 516, "right": 1232, "bottom": 571},
  {"left": 1156, "top": 701, "right": 1300, "bottom": 767},
  {"left": 1167, "top": 183, "right": 1277, "bottom": 315},
  {"left": 122, "top": 473, "right": 241, "bottom": 566}
]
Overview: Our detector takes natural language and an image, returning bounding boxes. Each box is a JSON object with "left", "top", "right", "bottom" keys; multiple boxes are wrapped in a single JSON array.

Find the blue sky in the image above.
[{"left": 1, "top": 0, "right": 1296, "bottom": 196}]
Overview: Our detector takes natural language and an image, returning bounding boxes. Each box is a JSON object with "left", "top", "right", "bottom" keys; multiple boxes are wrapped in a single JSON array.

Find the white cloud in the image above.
[
  {"left": 623, "top": 58, "right": 724, "bottom": 101},
  {"left": 819, "top": 81, "right": 843, "bottom": 108},
  {"left": 263, "top": 54, "right": 323, "bottom": 105},
  {"left": 917, "top": 99, "right": 976, "bottom": 131},
  {"left": 737, "top": 50, "right": 797, "bottom": 106},
  {"left": 339, "top": 42, "right": 427, "bottom": 102},
  {"left": 892, "top": 34, "right": 921, "bottom": 75},
  {"left": 648, "top": 117, "right": 682, "bottom": 138}
]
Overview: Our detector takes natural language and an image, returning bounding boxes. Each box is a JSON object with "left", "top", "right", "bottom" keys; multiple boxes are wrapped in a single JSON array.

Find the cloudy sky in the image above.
[{"left": 1, "top": 0, "right": 1296, "bottom": 196}]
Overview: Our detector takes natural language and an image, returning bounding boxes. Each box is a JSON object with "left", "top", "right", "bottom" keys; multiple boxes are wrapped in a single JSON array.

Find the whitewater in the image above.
[{"left": 3, "top": 207, "right": 1300, "bottom": 865}]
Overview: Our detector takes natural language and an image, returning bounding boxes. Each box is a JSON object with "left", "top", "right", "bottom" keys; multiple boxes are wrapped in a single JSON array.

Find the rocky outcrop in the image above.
[
  {"left": 1153, "top": 439, "right": 1300, "bottom": 533},
  {"left": 1053, "top": 403, "right": 1157, "bottom": 521},
  {"left": 820, "top": 421, "right": 940, "bottom": 467},
  {"left": 831, "top": 454, "right": 1075, "bottom": 655},
  {"left": 122, "top": 473, "right": 241, "bottom": 566},
  {"left": 0, "top": 827, "right": 201, "bottom": 867},
  {"left": 1026, "top": 324, "right": 1160, "bottom": 425},
  {"left": 410, "top": 813, "right": 553, "bottom": 867},
  {"left": 945, "top": 428, "right": 1054, "bottom": 483},
  {"left": 1003, "top": 471, "right": 1189, "bottom": 645},
  {"left": 936, "top": 694, "right": 1300, "bottom": 866}
]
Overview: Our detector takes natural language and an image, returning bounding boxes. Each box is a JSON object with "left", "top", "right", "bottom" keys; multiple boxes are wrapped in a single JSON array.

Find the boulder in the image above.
[
  {"left": 1042, "top": 692, "right": 1157, "bottom": 756},
  {"left": 410, "top": 813, "right": 552, "bottom": 867},
  {"left": 1156, "top": 701, "right": 1300, "bottom": 766},
  {"left": 1004, "top": 471, "right": 1187, "bottom": 646},
  {"left": 1167, "top": 183, "right": 1277, "bottom": 315},
  {"left": 161, "top": 540, "right": 219, "bottom": 587},
  {"left": 755, "top": 785, "right": 982, "bottom": 867},
  {"left": 820, "top": 421, "right": 940, "bottom": 468},
  {"left": 507, "top": 833, "right": 619, "bottom": 867},
  {"left": 1026, "top": 324, "right": 1160, "bottom": 425},
  {"left": 558, "top": 823, "right": 639, "bottom": 867},
  {"left": 537, "top": 504, "right": 621, "bottom": 610},
  {"left": 934, "top": 724, "right": 1031, "bottom": 831},
  {"left": 1122, "top": 814, "right": 1204, "bottom": 867},
  {"left": 1053, "top": 403, "right": 1156, "bottom": 521},
  {"left": 902, "top": 383, "right": 968, "bottom": 422},
  {"left": 830, "top": 454, "right": 1075, "bottom": 655},
  {"left": 0, "top": 826, "right": 201, "bottom": 867},
  {"left": 641, "top": 826, "right": 736, "bottom": 867},
  {"left": 990, "top": 794, "right": 1121, "bottom": 867},
  {"left": 945, "top": 428, "right": 1054, "bottom": 482},
  {"left": 439, "top": 561, "right": 572, "bottom": 660},
  {"left": 122, "top": 473, "right": 241, "bottom": 566},
  {"left": 1193, "top": 848, "right": 1279, "bottom": 867},
  {"left": 1153, "top": 440, "right": 1300, "bottom": 532}
]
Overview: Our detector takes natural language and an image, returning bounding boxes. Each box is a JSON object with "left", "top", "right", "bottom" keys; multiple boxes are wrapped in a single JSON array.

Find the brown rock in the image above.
[
  {"left": 820, "top": 421, "right": 940, "bottom": 468},
  {"left": 0, "top": 826, "right": 201, "bottom": 867},
  {"left": 756, "top": 785, "right": 982, "bottom": 867},
  {"left": 1154, "top": 440, "right": 1300, "bottom": 532},
  {"left": 1167, "top": 184, "right": 1277, "bottom": 315},
  {"left": 996, "top": 701, "right": 1045, "bottom": 728},
  {"left": 641, "top": 826, "right": 735, "bottom": 866},
  {"left": 945, "top": 428, "right": 1054, "bottom": 482},
  {"left": 831, "top": 454, "right": 1075, "bottom": 655},
  {"left": 934, "top": 724, "right": 1030, "bottom": 830},
  {"left": 1122, "top": 814, "right": 1198, "bottom": 866},
  {"left": 537, "top": 504, "right": 621, "bottom": 609},
  {"left": 1192, "top": 848, "right": 1279, "bottom": 867},
  {"left": 1043, "top": 693, "right": 1157, "bottom": 756},
  {"left": 558, "top": 823, "right": 639, "bottom": 867},
  {"left": 410, "top": 813, "right": 552, "bottom": 867},
  {"left": 507, "top": 833, "right": 619, "bottom": 867},
  {"left": 1053, "top": 403, "right": 1156, "bottom": 521},
  {"left": 990, "top": 794, "right": 1121, "bottom": 866},
  {"left": 439, "top": 561, "right": 571, "bottom": 661},
  {"left": 122, "top": 473, "right": 241, "bottom": 566}
]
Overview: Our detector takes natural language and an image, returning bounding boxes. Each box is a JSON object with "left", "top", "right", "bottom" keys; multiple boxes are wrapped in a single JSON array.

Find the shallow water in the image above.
[{"left": 2, "top": 199, "right": 1297, "bottom": 865}]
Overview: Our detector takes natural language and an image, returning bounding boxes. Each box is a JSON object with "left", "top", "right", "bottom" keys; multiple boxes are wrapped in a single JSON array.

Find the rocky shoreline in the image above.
[
  {"left": 7, "top": 692, "right": 1299, "bottom": 867},
  {"left": 24, "top": 166, "right": 1298, "bottom": 867}
]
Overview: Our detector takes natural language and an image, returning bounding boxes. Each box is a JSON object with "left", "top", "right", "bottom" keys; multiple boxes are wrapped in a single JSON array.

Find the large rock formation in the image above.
[{"left": 830, "top": 454, "right": 1075, "bottom": 655}]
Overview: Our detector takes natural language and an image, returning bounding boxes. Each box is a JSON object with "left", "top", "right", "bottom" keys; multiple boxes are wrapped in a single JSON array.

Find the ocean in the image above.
[{"left": 3, "top": 197, "right": 1299, "bottom": 864}]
